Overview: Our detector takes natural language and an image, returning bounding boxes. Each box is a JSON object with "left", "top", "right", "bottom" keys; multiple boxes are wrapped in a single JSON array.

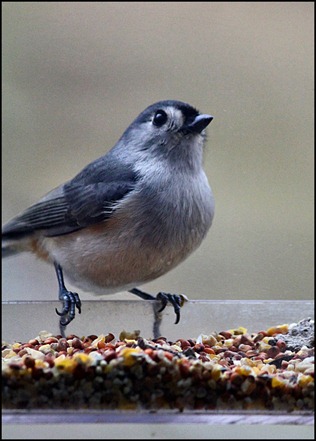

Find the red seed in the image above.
[
  {"left": 246, "top": 350, "right": 259, "bottom": 358},
  {"left": 224, "top": 350, "right": 237, "bottom": 359},
  {"left": 43, "top": 337, "right": 58, "bottom": 345},
  {"left": 238, "top": 344, "right": 252, "bottom": 352},
  {"left": 230, "top": 373, "right": 243, "bottom": 385},
  {"left": 276, "top": 339, "right": 287, "bottom": 352},
  {"left": 198, "top": 354, "right": 210, "bottom": 362},
  {"left": 240, "top": 335, "right": 253, "bottom": 346},
  {"left": 144, "top": 348, "right": 154, "bottom": 358},
  {"left": 97, "top": 340, "right": 106, "bottom": 350},
  {"left": 103, "top": 349, "right": 117, "bottom": 362},
  {"left": 193, "top": 343, "right": 205, "bottom": 353},
  {"left": 253, "top": 332, "right": 265, "bottom": 343},
  {"left": 204, "top": 347, "right": 215, "bottom": 355},
  {"left": 17, "top": 349, "right": 28, "bottom": 357},
  {"left": 177, "top": 339, "right": 191, "bottom": 349},
  {"left": 178, "top": 359, "right": 191, "bottom": 376},
  {"left": 164, "top": 351, "right": 174, "bottom": 361},
  {"left": 24, "top": 356, "right": 35, "bottom": 369},
  {"left": 28, "top": 339, "right": 39, "bottom": 346},
  {"left": 72, "top": 338, "right": 84, "bottom": 350},
  {"left": 66, "top": 334, "right": 79, "bottom": 340},
  {"left": 219, "top": 331, "right": 232, "bottom": 339},
  {"left": 56, "top": 338, "right": 68, "bottom": 352},
  {"left": 267, "top": 346, "right": 280, "bottom": 358},
  {"left": 232, "top": 335, "right": 242, "bottom": 347},
  {"left": 104, "top": 333, "right": 115, "bottom": 343},
  {"left": 82, "top": 337, "right": 93, "bottom": 346},
  {"left": 20, "top": 343, "right": 33, "bottom": 349},
  {"left": 44, "top": 355, "right": 55, "bottom": 367}
]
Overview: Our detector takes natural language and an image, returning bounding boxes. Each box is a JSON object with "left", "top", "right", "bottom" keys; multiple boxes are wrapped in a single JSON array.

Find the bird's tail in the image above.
[
  {"left": 2, "top": 242, "right": 20, "bottom": 258},
  {"left": 2, "top": 220, "right": 31, "bottom": 258},
  {"left": 1, "top": 231, "right": 24, "bottom": 258}
]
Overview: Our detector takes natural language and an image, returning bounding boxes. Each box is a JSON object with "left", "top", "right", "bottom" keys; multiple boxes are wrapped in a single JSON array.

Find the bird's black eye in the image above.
[{"left": 152, "top": 110, "right": 168, "bottom": 127}]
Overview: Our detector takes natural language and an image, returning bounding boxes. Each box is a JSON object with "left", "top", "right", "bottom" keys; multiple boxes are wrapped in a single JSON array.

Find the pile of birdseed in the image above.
[{"left": 2, "top": 319, "right": 314, "bottom": 411}]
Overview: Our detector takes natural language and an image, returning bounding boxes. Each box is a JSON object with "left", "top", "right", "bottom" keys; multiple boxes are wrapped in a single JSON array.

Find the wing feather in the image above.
[{"left": 2, "top": 173, "right": 137, "bottom": 238}]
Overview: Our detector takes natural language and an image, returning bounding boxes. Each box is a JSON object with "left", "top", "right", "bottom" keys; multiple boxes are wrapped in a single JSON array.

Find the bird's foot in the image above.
[
  {"left": 129, "top": 288, "right": 188, "bottom": 324},
  {"left": 55, "top": 289, "right": 81, "bottom": 337},
  {"left": 155, "top": 292, "right": 188, "bottom": 324}
]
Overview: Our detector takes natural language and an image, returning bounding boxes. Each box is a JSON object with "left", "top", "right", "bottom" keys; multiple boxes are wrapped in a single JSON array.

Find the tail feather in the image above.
[
  {"left": 2, "top": 244, "right": 19, "bottom": 258},
  {"left": 2, "top": 227, "right": 30, "bottom": 258}
]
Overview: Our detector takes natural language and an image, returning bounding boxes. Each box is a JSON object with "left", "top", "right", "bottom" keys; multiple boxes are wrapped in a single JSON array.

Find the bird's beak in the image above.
[{"left": 187, "top": 114, "right": 214, "bottom": 134}]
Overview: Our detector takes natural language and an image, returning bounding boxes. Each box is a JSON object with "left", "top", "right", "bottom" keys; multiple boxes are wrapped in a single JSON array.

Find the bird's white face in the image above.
[
  {"left": 124, "top": 103, "right": 208, "bottom": 161},
  {"left": 141, "top": 105, "right": 189, "bottom": 152},
  {"left": 148, "top": 106, "right": 185, "bottom": 132}
]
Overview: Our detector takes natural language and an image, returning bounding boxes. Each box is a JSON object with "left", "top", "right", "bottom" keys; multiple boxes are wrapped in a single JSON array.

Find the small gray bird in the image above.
[{"left": 2, "top": 100, "right": 215, "bottom": 335}]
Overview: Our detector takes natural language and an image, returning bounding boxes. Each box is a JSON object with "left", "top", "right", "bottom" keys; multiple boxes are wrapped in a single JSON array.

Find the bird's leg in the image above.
[
  {"left": 129, "top": 288, "right": 187, "bottom": 324},
  {"left": 54, "top": 262, "right": 81, "bottom": 337}
]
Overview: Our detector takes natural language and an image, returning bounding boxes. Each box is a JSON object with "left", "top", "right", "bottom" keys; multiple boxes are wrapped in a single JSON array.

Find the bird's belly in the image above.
[
  {"left": 40, "top": 224, "right": 191, "bottom": 295},
  {"left": 38, "top": 182, "right": 213, "bottom": 296}
]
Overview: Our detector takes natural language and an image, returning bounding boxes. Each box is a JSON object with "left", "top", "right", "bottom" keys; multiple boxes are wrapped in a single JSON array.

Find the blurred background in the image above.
[{"left": 2, "top": 2, "right": 314, "bottom": 303}]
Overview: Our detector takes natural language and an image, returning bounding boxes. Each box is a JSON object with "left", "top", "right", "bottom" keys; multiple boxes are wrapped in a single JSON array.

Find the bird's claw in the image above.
[
  {"left": 156, "top": 292, "right": 188, "bottom": 324},
  {"left": 129, "top": 287, "right": 188, "bottom": 325},
  {"left": 55, "top": 290, "right": 81, "bottom": 335}
]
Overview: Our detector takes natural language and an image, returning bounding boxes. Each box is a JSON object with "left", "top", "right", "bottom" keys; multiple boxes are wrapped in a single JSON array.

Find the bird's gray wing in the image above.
[{"left": 2, "top": 167, "right": 137, "bottom": 239}]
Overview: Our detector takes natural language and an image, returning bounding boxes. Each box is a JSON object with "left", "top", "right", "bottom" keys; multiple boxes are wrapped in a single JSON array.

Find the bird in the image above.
[{"left": 2, "top": 100, "right": 215, "bottom": 336}]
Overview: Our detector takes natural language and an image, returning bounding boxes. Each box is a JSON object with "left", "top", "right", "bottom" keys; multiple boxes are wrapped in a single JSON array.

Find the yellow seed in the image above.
[
  {"left": 120, "top": 347, "right": 142, "bottom": 366},
  {"left": 271, "top": 376, "right": 286, "bottom": 388},
  {"left": 258, "top": 340, "right": 272, "bottom": 352},
  {"left": 119, "top": 330, "right": 140, "bottom": 340},
  {"left": 54, "top": 357, "right": 76, "bottom": 373},
  {"left": 298, "top": 374, "right": 314, "bottom": 387},
  {"left": 229, "top": 326, "right": 248, "bottom": 335},
  {"left": 208, "top": 353, "right": 220, "bottom": 361},
  {"left": 249, "top": 366, "right": 261, "bottom": 376},
  {"left": 2, "top": 349, "right": 17, "bottom": 359},
  {"left": 267, "top": 324, "right": 288, "bottom": 336},
  {"left": 34, "top": 359, "right": 47, "bottom": 369},
  {"left": 73, "top": 352, "right": 91, "bottom": 365},
  {"left": 236, "top": 365, "right": 253, "bottom": 376},
  {"left": 211, "top": 364, "right": 223, "bottom": 380}
]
